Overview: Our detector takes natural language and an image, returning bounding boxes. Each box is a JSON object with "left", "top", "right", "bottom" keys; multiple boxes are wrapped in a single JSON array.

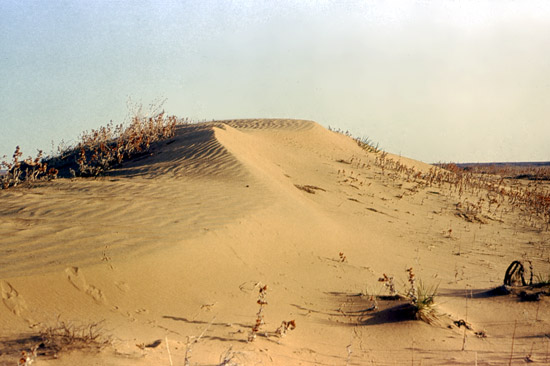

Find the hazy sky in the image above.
[{"left": 1, "top": 1, "right": 549, "bottom": 163}]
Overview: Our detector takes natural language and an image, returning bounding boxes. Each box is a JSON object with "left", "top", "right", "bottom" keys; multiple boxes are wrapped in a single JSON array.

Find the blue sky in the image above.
[{"left": 1, "top": 0, "right": 549, "bottom": 163}]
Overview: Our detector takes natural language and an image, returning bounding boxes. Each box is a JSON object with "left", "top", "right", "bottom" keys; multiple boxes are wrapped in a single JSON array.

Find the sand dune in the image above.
[{"left": 1, "top": 119, "right": 549, "bottom": 365}]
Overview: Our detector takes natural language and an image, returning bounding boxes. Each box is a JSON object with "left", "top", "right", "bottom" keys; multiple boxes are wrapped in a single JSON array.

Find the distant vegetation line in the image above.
[
  {"left": 435, "top": 162, "right": 550, "bottom": 181},
  {"left": 456, "top": 162, "right": 550, "bottom": 167}
]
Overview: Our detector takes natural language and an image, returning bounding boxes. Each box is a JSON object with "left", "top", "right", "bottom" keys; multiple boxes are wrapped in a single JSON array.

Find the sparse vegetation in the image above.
[
  {"left": 330, "top": 126, "right": 550, "bottom": 231},
  {"left": 378, "top": 268, "right": 438, "bottom": 324},
  {"left": 275, "top": 319, "right": 296, "bottom": 338},
  {"left": 534, "top": 272, "right": 550, "bottom": 286},
  {"left": 246, "top": 283, "right": 296, "bottom": 343},
  {"left": 248, "top": 284, "right": 268, "bottom": 342},
  {"left": 356, "top": 136, "right": 381, "bottom": 154},
  {"left": 1, "top": 103, "right": 181, "bottom": 189},
  {"left": 370, "top": 153, "right": 550, "bottom": 230},
  {"left": 9, "top": 318, "right": 112, "bottom": 364},
  {"left": 413, "top": 280, "right": 439, "bottom": 323},
  {"left": 328, "top": 126, "right": 381, "bottom": 154},
  {"left": 184, "top": 318, "right": 215, "bottom": 366},
  {"left": 38, "top": 319, "right": 111, "bottom": 355},
  {"left": 1, "top": 147, "right": 58, "bottom": 189},
  {"left": 339, "top": 252, "right": 347, "bottom": 262},
  {"left": 73, "top": 111, "right": 177, "bottom": 177},
  {"left": 378, "top": 273, "right": 397, "bottom": 296}
]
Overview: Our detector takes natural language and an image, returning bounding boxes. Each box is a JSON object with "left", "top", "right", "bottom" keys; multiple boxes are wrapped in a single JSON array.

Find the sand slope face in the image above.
[
  {"left": 0, "top": 123, "right": 261, "bottom": 278},
  {"left": 1, "top": 119, "right": 549, "bottom": 365}
]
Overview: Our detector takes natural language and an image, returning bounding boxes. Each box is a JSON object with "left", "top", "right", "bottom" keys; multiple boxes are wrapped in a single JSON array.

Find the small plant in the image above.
[
  {"left": 248, "top": 284, "right": 268, "bottom": 342},
  {"left": 275, "top": 320, "right": 296, "bottom": 338},
  {"left": 218, "top": 346, "right": 239, "bottom": 366},
  {"left": 534, "top": 273, "right": 550, "bottom": 286},
  {"left": 356, "top": 136, "right": 381, "bottom": 154},
  {"left": 183, "top": 317, "right": 215, "bottom": 366},
  {"left": 406, "top": 267, "right": 417, "bottom": 303},
  {"left": 413, "top": 280, "right": 439, "bottom": 323},
  {"left": 378, "top": 268, "right": 438, "bottom": 323},
  {"left": 17, "top": 346, "right": 37, "bottom": 366},
  {"left": 378, "top": 273, "right": 397, "bottom": 296},
  {"left": 339, "top": 252, "right": 347, "bottom": 262},
  {"left": 406, "top": 267, "right": 438, "bottom": 322},
  {"left": 36, "top": 319, "right": 111, "bottom": 358}
]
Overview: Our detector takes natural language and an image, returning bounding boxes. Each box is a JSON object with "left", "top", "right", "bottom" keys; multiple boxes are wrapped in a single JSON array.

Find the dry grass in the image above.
[
  {"left": 377, "top": 268, "right": 439, "bottom": 324},
  {"left": 248, "top": 284, "right": 268, "bottom": 342},
  {"left": 38, "top": 319, "right": 112, "bottom": 356},
  {"left": 328, "top": 126, "right": 381, "bottom": 154},
  {"left": 413, "top": 280, "right": 439, "bottom": 323},
  {"left": 364, "top": 148, "right": 550, "bottom": 230},
  {"left": 378, "top": 273, "right": 397, "bottom": 296},
  {"left": 73, "top": 111, "right": 178, "bottom": 177},
  {"left": 1, "top": 103, "right": 181, "bottom": 189},
  {"left": 275, "top": 320, "right": 296, "bottom": 338},
  {"left": 332, "top": 128, "right": 549, "bottom": 231},
  {"left": 1, "top": 147, "right": 58, "bottom": 189},
  {"left": 3, "top": 319, "right": 112, "bottom": 365}
]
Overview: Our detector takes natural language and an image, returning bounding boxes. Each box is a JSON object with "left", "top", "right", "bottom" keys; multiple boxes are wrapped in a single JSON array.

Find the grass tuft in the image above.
[{"left": 413, "top": 280, "right": 439, "bottom": 323}]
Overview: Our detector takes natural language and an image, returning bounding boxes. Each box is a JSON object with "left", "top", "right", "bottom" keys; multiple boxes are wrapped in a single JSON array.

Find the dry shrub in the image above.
[
  {"left": 1, "top": 147, "right": 58, "bottom": 189},
  {"left": 38, "top": 319, "right": 111, "bottom": 356},
  {"left": 1, "top": 103, "right": 182, "bottom": 189},
  {"left": 74, "top": 111, "right": 178, "bottom": 177}
]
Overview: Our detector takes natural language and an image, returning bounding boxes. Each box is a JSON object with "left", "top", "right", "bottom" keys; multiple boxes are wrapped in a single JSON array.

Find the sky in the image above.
[{"left": 1, "top": 0, "right": 549, "bottom": 163}]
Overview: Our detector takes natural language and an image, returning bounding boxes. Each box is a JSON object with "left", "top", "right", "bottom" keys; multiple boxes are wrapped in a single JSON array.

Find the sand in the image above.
[{"left": 1, "top": 119, "right": 549, "bottom": 365}]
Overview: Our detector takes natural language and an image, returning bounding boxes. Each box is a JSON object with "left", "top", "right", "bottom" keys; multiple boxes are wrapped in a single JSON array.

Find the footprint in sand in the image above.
[
  {"left": 115, "top": 281, "right": 130, "bottom": 293},
  {"left": 0, "top": 280, "right": 36, "bottom": 324},
  {"left": 65, "top": 267, "right": 107, "bottom": 304},
  {"left": 0, "top": 280, "right": 28, "bottom": 316}
]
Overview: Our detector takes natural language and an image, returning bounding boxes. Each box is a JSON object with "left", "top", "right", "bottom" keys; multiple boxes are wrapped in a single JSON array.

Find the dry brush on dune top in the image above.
[
  {"left": 1, "top": 106, "right": 182, "bottom": 189},
  {"left": 0, "top": 146, "right": 59, "bottom": 189}
]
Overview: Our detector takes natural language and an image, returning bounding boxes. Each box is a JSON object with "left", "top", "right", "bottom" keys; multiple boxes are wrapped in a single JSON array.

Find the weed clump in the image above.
[
  {"left": 1, "top": 103, "right": 181, "bottom": 189},
  {"left": 248, "top": 284, "right": 268, "bottom": 342},
  {"left": 378, "top": 273, "right": 397, "bottom": 296},
  {"left": 38, "top": 319, "right": 111, "bottom": 356},
  {"left": 275, "top": 320, "right": 296, "bottom": 338},
  {"left": 378, "top": 268, "right": 439, "bottom": 324},
  {"left": 246, "top": 284, "right": 296, "bottom": 342},
  {"left": 12, "top": 319, "right": 111, "bottom": 365},
  {"left": 1, "top": 147, "right": 58, "bottom": 189},
  {"left": 73, "top": 111, "right": 177, "bottom": 177}
]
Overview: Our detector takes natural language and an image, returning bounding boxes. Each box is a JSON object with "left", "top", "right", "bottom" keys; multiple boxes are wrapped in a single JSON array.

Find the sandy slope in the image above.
[{"left": 0, "top": 119, "right": 549, "bottom": 365}]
